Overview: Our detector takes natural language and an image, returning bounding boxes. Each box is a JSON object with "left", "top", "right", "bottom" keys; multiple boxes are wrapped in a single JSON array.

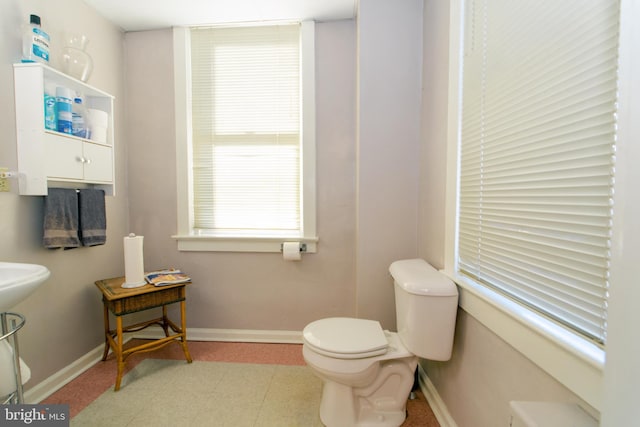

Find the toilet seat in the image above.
[{"left": 303, "top": 317, "right": 389, "bottom": 359}]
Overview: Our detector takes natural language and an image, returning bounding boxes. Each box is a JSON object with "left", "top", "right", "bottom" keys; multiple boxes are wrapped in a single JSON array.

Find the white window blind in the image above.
[
  {"left": 458, "top": 0, "right": 619, "bottom": 344},
  {"left": 190, "top": 24, "right": 301, "bottom": 236}
]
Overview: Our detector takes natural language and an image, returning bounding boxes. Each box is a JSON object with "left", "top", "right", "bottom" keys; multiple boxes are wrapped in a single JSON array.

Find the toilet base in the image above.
[
  {"left": 317, "top": 357, "right": 418, "bottom": 427},
  {"left": 320, "top": 386, "right": 407, "bottom": 427}
]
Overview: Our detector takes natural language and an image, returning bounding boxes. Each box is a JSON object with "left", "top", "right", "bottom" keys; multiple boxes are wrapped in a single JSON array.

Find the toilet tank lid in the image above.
[{"left": 389, "top": 259, "right": 458, "bottom": 296}]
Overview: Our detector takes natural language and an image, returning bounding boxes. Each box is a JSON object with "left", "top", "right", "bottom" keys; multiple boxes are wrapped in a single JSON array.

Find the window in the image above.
[
  {"left": 456, "top": 0, "right": 619, "bottom": 345},
  {"left": 173, "top": 22, "right": 317, "bottom": 252},
  {"left": 443, "top": 0, "right": 633, "bottom": 410}
]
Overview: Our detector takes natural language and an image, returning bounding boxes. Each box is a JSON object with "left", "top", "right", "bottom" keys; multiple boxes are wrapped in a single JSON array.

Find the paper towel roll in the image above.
[
  {"left": 122, "top": 233, "right": 146, "bottom": 288},
  {"left": 282, "top": 242, "right": 302, "bottom": 261}
]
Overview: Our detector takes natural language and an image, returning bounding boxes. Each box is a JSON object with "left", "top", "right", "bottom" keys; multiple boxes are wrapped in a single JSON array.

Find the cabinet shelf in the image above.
[
  {"left": 13, "top": 63, "right": 115, "bottom": 196},
  {"left": 43, "top": 129, "right": 112, "bottom": 147}
]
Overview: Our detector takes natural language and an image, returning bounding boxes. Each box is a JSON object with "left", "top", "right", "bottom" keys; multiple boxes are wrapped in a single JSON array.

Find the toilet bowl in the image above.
[
  {"left": 303, "top": 259, "right": 458, "bottom": 427},
  {"left": 303, "top": 320, "right": 417, "bottom": 426}
]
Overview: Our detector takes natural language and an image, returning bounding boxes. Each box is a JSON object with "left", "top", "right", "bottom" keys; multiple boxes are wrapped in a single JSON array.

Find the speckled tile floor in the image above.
[{"left": 42, "top": 340, "right": 439, "bottom": 426}]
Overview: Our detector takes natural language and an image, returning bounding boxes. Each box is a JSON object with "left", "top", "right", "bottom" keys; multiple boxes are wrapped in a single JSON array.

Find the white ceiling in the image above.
[{"left": 82, "top": 0, "right": 358, "bottom": 32}]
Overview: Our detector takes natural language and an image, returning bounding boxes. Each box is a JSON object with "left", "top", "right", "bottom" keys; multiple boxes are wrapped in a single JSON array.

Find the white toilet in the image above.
[{"left": 302, "top": 259, "right": 458, "bottom": 427}]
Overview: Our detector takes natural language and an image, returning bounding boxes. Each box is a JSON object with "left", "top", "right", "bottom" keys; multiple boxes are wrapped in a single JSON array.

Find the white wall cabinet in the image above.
[{"left": 13, "top": 63, "right": 115, "bottom": 195}]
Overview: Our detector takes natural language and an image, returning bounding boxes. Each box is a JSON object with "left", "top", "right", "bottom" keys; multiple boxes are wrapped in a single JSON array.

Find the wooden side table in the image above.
[{"left": 95, "top": 276, "right": 193, "bottom": 391}]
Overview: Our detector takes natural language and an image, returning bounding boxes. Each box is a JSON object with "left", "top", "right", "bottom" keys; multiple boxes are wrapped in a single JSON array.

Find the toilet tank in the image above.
[{"left": 389, "top": 259, "right": 458, "bottom": 361}]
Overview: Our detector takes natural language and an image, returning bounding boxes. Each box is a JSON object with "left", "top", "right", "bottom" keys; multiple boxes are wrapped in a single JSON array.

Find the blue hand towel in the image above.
[
  {"left": 78, "top": 189, "right": 107, "bottom": 246},
  {"left": 43, "top": 188, "right": 80, "bottom": 249}
]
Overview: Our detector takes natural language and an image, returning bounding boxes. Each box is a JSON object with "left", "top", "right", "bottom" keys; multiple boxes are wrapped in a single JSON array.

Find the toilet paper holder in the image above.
[{"left": 280, "top": 242, "right": 307, "bottom": 253}]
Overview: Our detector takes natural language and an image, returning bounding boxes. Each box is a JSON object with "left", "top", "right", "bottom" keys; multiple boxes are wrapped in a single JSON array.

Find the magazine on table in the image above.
[{"left": 144, "top": 269, "right": 191, "bottom": 286}]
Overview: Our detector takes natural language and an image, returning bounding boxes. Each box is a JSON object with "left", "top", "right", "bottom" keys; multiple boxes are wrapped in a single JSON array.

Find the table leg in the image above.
[
  {"left": 114, "top": 315, "right": 125, "bottom": 391},
  {"left": 101, "top": 303, "right": 110, "bottom": 361},
  {"left": 180, "top": 300, "right": 192, "bottom": 363},
  {"left": 161, "top": 305, "right": 170, "bottom": 337}
]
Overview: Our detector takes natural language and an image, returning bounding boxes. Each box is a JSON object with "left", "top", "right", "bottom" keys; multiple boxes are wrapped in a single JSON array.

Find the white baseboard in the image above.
[
  {"left": 26, "top": 329, "right": 302, "bottom": 403},
  {"left": 418, "top": 365, "right": 458, "bottom": 427},
  {"left": 133, "top": 326, "right": 303, "bottom": 344},
  {"left": 24, "top": 341, "right": 115, "bottom": 404}
]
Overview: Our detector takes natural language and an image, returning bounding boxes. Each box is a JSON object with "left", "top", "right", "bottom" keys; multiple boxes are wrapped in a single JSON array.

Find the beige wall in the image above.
[
  {"left": 356, "top": 0, "right": 423, "bottom": 328},
  {"left": 424, "top": 310, "right": 597, "bottom": 426},
  {"left": 0, "top": 0, "right": 126, "bottom": 387},
  {"left": 418, "top": 0, "right": 448, "bottom": 270}
]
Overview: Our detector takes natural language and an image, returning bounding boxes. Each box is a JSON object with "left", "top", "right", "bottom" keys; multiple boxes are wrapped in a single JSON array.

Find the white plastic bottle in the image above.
[
  {"left": 72, "top": 95, "right": 89, "bottom": 138},
  {"left": 22, "top": 14, "right": 50, "bottom": 63}
]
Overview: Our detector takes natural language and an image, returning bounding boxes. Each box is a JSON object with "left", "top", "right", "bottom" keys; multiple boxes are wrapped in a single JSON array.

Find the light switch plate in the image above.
[{"left": 0, "top": 168, "right": 10, "bottom": 192}]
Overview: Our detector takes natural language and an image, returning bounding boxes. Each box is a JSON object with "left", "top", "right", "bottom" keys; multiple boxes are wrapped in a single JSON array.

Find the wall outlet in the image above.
[{"left": 0, "top": 168, "right": 10, "bottom": 192}]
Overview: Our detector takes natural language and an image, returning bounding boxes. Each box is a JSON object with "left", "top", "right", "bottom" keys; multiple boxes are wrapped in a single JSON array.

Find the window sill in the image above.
[
  {"left": 172, "top": 234, "right": 318, "bottom": 253},
  {"left": 446, "top": 272, "right": 604, "bottom": 411}
]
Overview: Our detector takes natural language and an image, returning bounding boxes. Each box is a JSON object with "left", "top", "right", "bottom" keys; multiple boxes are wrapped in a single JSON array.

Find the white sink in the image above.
[{"left": 0, "top": 262, "right": 50, "bottom": 312}]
